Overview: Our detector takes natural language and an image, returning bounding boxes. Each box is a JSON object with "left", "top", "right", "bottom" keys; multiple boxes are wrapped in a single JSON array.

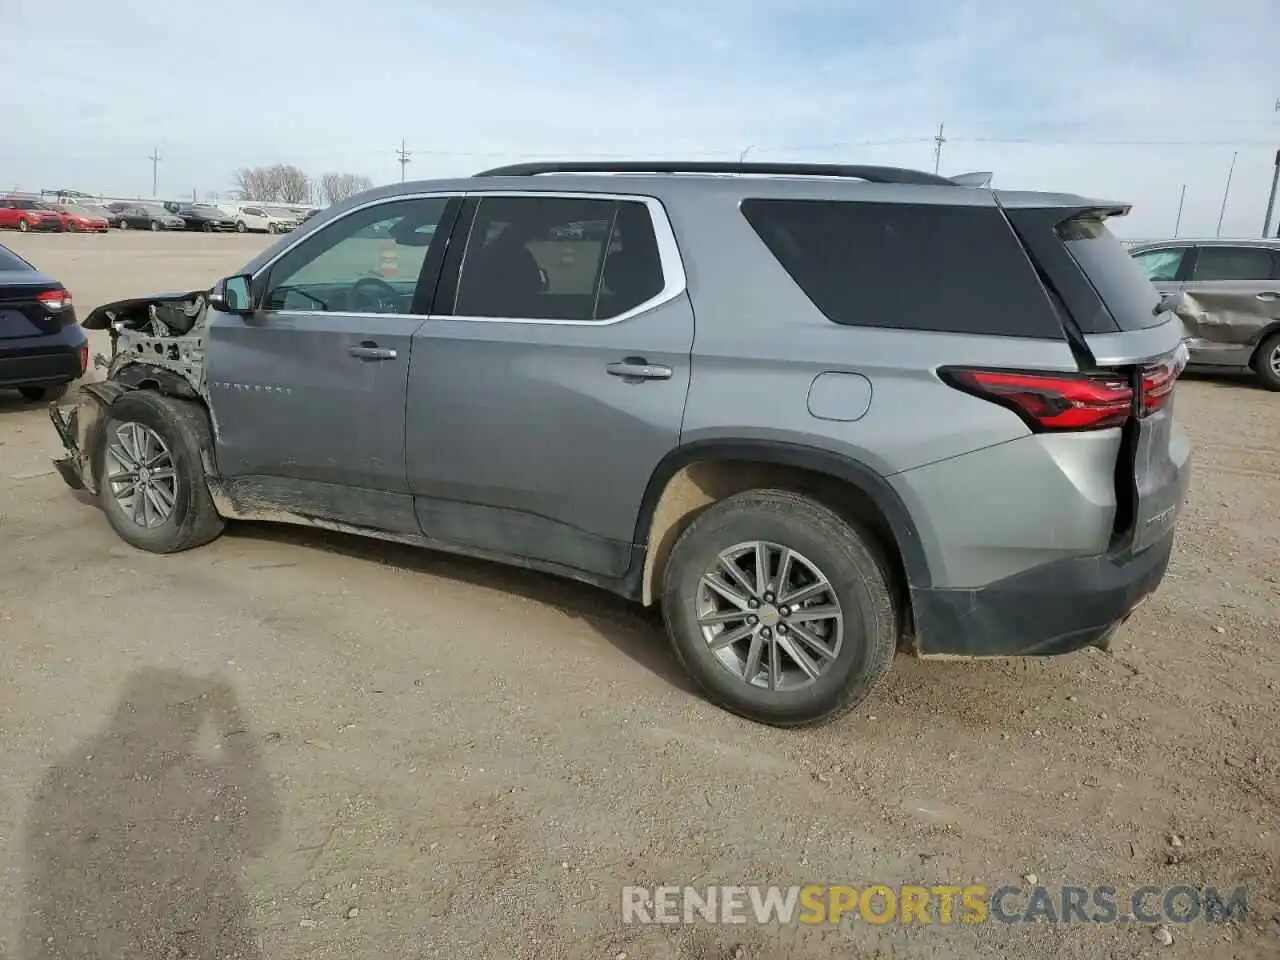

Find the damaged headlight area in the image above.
[{"left": 48, "top": 289, "right": 211, "bottom": 493}]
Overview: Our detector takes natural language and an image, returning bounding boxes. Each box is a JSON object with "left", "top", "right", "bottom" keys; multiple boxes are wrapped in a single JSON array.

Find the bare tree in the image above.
[
  {"left": 231, "top": 164, "right": 313, "bottom": 203},
  {"left": 319, "top": 172, "right": 374, "bottom": 205}
]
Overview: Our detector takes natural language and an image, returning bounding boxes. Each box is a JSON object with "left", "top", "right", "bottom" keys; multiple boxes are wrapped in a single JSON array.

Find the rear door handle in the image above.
[
  {"left": 349, "top": 341, "right": 397, "bottom": 361},
  {"left": 607, "top": 358, "right": 673, "bottom": 381},
  {"left": 1256, "top": 292, "right": 1279, "bottom": 302}
]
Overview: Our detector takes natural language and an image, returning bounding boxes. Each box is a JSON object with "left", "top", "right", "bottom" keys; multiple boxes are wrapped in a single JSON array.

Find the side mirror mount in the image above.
[{"left": 210, "top": 274, "right": 254, "bottom": 314}]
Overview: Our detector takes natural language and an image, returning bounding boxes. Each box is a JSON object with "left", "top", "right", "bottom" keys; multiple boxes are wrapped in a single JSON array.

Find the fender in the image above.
[
  {"left": 629, "top": 438, "right": 933, "bottom": 590},
  {"left": 112, "top": 361, "right": 202, "bottom": 398}
]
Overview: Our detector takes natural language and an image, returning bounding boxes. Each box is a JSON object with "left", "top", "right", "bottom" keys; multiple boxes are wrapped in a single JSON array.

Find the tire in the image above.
[
  {"left": 236, "top": 221, "right": 247, "bottom": 233},
  {"left": 119, "top": 219, "right": 129, "bottom": 230},
  {"left": 95, "top": 391, "right": 226, "bottom": 553},
  {"left": 150, "top": 220, "right": 161, "bottom": 232},
  {"left": 267, "top": 223, "right": 277, "bottom": 234},
  {"left": 18, "top": 383, "right": 67, "bottom": 402},
  {"left": 662, "top": 489, "right": 898, "bottom": 727},
  {"left": 18, "top": 218, "right": 29, "bottom": 232},
  {"left": 1251, "top": 331, "right": 1280, "bottom": 392},
  {"left": 202, "top": 222, "right": 213, "bottom": 233}
]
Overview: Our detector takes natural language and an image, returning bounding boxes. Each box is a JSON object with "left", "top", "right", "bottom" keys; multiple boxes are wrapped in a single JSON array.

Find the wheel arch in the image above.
[
  {"left": 631, "top": 439, "right": 932, "bottom": 607},
  {"left": 1248, "top": 321, "right": 1280, "bottom": 359}
]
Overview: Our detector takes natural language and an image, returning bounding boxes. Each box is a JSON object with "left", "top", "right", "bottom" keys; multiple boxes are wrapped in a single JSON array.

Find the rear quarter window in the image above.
[
  {"left": 740, "top": 199, "right": 1065, "bottom": 339},
  {"left": 1059, "top": 218, "right": 1164, "bottom": 331}
]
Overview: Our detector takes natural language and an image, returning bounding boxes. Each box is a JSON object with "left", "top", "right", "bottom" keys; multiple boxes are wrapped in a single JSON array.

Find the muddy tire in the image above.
[
  {"left": 1251, "top": 331, "right": 1280, "bottom": 392},
  {"left": 96, "top": 391, "right": 226, "bottom": 553},
  {"left": 661, "top": 488, "right": 898, "bottom": 727}
]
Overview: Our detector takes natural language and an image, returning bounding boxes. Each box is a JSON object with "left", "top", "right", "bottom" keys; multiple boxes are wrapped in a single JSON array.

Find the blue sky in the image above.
[{"left": 2, "top": 0, "right": 1277, "bottom": 237}]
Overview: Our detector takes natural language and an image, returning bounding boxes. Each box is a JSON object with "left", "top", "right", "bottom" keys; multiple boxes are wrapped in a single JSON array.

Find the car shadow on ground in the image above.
[
  {"left": 224, "top": 521, "right": 697, "bottom": 695},
  {"left": 1180, "top": 369, "right": 1272, "bottom": 391},
  {"left": 0, "top": 390, "right": 51, "bottom": 413},
  {"left": 17, "top": 667, "right": 279, "bottom": 960}
]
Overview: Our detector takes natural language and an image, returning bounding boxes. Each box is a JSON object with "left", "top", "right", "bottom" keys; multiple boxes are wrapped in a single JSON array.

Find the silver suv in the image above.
[{"left": 49, "top": 161, "right": 1192, "bottom": 727}]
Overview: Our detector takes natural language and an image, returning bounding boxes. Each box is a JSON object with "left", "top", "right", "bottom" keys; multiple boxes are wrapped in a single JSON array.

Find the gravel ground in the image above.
[{"left": 0, "top": 232, "right": 1277, "bottom": 959}]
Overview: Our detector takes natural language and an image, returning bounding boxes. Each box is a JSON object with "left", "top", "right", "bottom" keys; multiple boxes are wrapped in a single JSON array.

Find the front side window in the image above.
[
  {"left": 453, "top": 196, "right": 665, "bottom": 321},
  {"left": 1192, "top": 246, "right": 1277, "bottom": 282},
  {"left": 263, "top": 196, "right": 448, "bottom": 314},
  {"left": 1131, "top": 247, "right": 1187, "bottom": 282}
]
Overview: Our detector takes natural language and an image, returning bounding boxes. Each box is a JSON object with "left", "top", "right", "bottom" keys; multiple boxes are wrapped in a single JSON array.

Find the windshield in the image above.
[{"left": 265, "top": 207, "right": 294, "bottom": 218}]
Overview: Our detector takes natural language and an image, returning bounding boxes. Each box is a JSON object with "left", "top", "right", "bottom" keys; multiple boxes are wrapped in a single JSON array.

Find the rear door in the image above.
[
  {"left": 1002, "top": 199, "right": 1191, "bottom": 556},
  {"left": 205, "top": 193, "right": 458, "bottom": 534},
  {"left": 404, "top": 191, "right": 693, "bottom": 578},
  {"left": 1180, "top": 244, "right": 1280, "bottom": 358}
]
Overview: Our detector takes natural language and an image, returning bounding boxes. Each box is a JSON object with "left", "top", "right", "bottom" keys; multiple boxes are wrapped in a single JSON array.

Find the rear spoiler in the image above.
[{"left": 951, "top": 171, "right": 993, "bottom": 188}]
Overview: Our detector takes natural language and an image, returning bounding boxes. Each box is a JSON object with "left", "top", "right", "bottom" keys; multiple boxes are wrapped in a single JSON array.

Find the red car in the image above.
[
  {"left": 0, "top": 197, "right": 66, "bottom": 232},
  {"left": 57, "top": 205, "right": 111, "bottom": 233}
]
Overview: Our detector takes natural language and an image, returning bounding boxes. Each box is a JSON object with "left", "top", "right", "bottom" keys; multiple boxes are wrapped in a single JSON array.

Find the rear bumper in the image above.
[
  {"left": 0, "top": 325, "right": 87, "bottom": 388},
  {"left": 911, "top": 531, "right": 1176, "bottom": 657}
]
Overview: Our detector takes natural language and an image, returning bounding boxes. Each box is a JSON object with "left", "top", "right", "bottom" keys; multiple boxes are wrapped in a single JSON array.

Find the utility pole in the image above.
[
  {"left": 148, "top": 147, "right": 160, "bottom": 196},
  {"left": 932, "top": 122, "right": 946, "bottom": 175},
  {"left": 1215, "top": 150, "right": 1237, "bottom": 238},
  {"left": 1174, "top": 184, "right": 1187, "bottom": 238},
  {"left": 1262, "top": 148, "right": 1280, "bottom": 238},
  {"left": 396, "top": 138, "right": 412, "bottom": 182}
]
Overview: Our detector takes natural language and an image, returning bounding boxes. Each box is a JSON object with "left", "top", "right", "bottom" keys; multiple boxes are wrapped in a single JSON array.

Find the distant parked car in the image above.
[
  {"left": 175, "top": 203, "right": 238, "bottom": 233},
  {"left": 0, "top": 241, "right": 86, "bottom": 401},
  {"left": 230, "top": 204, "right": 298, "bottom": 234},
  {"left": 110, "top": 205, "right": 186, "bottom": 231},
  {"left": 300, "top": 208, "right": 322, "bottom": 222},
  {"left": 57, "top": 205, "right": 111, "bottom": 233},
  {"left": 1129, "top": 238, "right": 1280, "bottom": 391},
  {"left": 0, "top": 198, "right": 65, "bottom": 233}
]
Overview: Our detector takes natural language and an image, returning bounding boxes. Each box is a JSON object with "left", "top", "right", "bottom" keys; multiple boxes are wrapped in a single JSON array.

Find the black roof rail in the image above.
[{"left": 473, "top": 161, "right": 957, "bottom": 186}]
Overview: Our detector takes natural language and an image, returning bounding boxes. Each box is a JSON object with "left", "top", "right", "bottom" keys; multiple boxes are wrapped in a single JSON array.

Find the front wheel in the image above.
[
  {"left": 150, "top": 219, "right": 161, "bottom": 232},
  {"left": 17, "top": 219, "right": 29, "bottom": 232},
  {"left": 119, "top": 219, "right": 129, "bottom": 230},
  {"left": 236, "top": 221, "right": 247, "bottom": 233},
  {"left": 96, "top": 391, "right": 226, "bottom": 553},
  {"left": 1251, "top": 331, "right": 1280, "bottom": 392},
  {"left": 202, "top": 222, "right": 213, "bottom": 233},
  {"left": 662, "top": 489, "right": 898, "bottom": 727},
  {"left": 267, "top": 223, "right": 277, "bottom": 234}
]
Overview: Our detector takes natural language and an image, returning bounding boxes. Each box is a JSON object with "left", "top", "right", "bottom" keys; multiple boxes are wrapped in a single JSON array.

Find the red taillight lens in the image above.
[
  {"left": 36, "top": 289, "right": 71, "bottom": 311},
  {"left": 78, "top": 342, "right": 89, "bottom": 375},
  {"left": 1140, "top": 355, "right": 1183, "bottom": 416},
  {"left": 940, "top": 367, "right": 1134, "bottom": 431}
]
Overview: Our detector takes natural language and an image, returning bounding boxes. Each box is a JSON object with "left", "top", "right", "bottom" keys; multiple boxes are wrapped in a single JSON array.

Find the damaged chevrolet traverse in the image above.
[{"left": 49, "top": 163, "right": 1191, "bottom": 728}]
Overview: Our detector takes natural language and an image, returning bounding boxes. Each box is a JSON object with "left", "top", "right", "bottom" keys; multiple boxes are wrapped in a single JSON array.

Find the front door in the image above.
[
  {"left": 405, "top": 192, "right": 694, "bottom": 578},
  {"left": 205, "top": 194, "right": 457, "bottom": 533}
]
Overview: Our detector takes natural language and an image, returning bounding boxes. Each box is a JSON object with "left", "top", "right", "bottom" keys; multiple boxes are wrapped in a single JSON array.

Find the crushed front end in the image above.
[{"left": 47, "top": 290, "right": 211, "bottom": 494}]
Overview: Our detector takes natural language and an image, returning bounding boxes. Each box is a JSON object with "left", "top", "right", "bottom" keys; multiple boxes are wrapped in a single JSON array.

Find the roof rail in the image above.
[{"left": 473, "top": 161, "right": 957, "bottom": 187}]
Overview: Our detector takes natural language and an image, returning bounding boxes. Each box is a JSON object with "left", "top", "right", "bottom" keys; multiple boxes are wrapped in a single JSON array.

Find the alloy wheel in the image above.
[
  {"left": 695, "top": 540, "right": 844, "bottom": 691},
  {"left": 105, "top": 422, "right": 178, "bottom": 528}
]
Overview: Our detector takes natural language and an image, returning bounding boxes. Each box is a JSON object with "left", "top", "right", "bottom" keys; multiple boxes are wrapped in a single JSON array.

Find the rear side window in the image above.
[
  {"left": 1058, "top": 218, "right": 1163, "bottom": 330},
  {"left": 454, "top": 196, "right": 664, "bottom": 322},
  {"left": 0, "top": 245, "right": 32, "bottom": 271},
  {"left": 1191, "top": 246, "right": 1277, "bottom": 282},
  {"left": 740, "top": 199, "right": 1064, "bottom": 338},
  {"left": 1131, "top": 247, "right": 1187, "bottom": 282}
]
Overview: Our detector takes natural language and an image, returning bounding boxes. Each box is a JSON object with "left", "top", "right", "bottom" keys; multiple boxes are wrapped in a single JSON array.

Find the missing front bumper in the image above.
[{"left": 46, "top": 381, "right": 131, "bottom": 496}]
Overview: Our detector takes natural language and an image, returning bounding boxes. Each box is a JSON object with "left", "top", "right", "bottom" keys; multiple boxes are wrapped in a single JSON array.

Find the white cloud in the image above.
[{"left": 0, "top": 0, "right": 1275, "bottom": 236}]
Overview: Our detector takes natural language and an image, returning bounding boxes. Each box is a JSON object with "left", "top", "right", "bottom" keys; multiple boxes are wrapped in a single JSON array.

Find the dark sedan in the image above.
[
  {"left": 0, "top": 243, "right": 87, "bottom": 401},
  {"left": 175, "top": 203, "right": 238, "bottom": 232},
  {"left": 108, "top": 204, "right": 187, "bottom": 231}
]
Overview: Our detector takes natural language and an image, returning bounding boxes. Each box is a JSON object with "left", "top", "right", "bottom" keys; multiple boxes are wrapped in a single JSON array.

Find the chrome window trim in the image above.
[{"left": 251, "top": 190, "right": 686, "bottom": 327}]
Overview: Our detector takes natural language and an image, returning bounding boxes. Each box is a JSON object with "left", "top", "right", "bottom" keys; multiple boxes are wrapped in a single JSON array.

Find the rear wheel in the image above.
[
  {"left": 661, "top": 489, "right": 898, "bottom": 727},
  {"left": 96, "top": 391, "right": 226, "bottom": 553},
  {"left": 1251, "top": 331, "right": 1280, "bottom": 392},
  {"left": 119, "top": 219, "right": 129, "bottom": 230}
]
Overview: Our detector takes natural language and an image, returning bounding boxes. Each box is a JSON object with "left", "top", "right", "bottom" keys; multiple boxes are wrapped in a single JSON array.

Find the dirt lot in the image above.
[{"left": 0, "top": 231, "right": 1277, "bottom": 959}]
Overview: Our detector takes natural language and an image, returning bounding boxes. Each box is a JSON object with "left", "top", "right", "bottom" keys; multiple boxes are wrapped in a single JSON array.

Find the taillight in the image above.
[
  {"left": 36, "top": 289, "right": 72, "bottom": 312},
  {"left": 1139, "top": 351, "right": 1185, "bottom": 416},
  {"left": 78, "top": 342, "right": 89, "bottom": 375},
  {"left": 939, "top": 367, "right": 1133, "bottom": 432}
]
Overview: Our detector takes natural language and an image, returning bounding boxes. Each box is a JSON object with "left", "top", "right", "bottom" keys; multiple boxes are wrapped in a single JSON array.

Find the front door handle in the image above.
[
  {"left": 1256, "top": 292, "right": 1279, "bottom": 302},
  {"left": 349, "top": 341, "right": 397, "bottom": 361},
  {"left": 607, "top": 358, "right": 673, "bottom": 381}
]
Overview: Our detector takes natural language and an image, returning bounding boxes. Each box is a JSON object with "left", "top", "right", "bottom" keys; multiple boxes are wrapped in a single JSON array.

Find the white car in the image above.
[{"left": 228, "top": 205, "right": 298, "bottom": 234}]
